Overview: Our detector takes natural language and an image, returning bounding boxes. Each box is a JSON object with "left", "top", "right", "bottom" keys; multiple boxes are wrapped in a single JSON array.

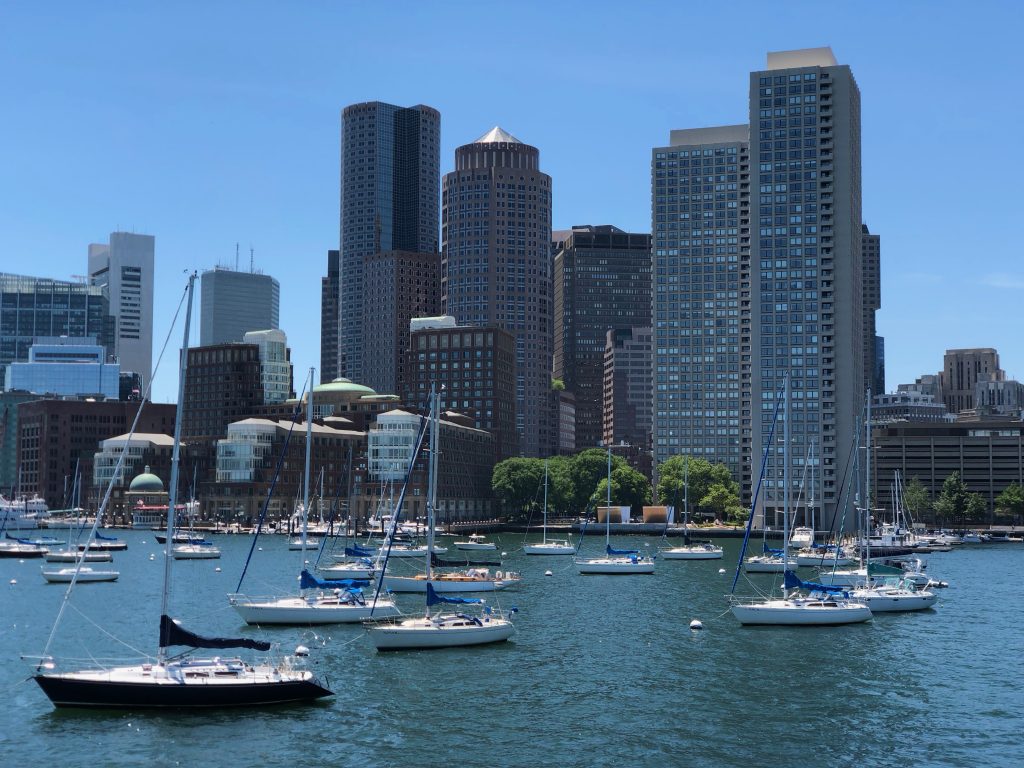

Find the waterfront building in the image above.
[
  {"left": 320, "top": 250, "right": 340, "bottom": 383},
  {"left": 88, "top": 232, "right": 154, "bottom": 383},
  {"left": 651, "top": 124, "right": 751, "bottom": 489},
  {"left": 208, "top": 417, "right": 361, "bottom": 525},
  {"left": 5, "top": 337, "right": 119, "bottom": 399},
  {"left": 749, "top": 48, "right": 865, "bottom": 528},
  {"left": 356, "top": 408, "right": 494, "bottom": 523},
  {"left": 940, "top": 348, "right": 1003, "bottom": 414},
  {"left": 870, "top": 391, "right": 953, "bottom": 425},
  {"left": 182, "top": 343, "right": 265, "bottom": 440},
  {"left": 0, "top": 272, "right": 114, "bottom": 370},
  {"left": 15, "top": 398, "right": 176, "bottom": 509},
  {"left": 335, "top": 101, "right": 440, "bottom": 384},
  {"left": 871, "top": 418, "right": 1024, "bottom": 522},
  {"left": 0, "top": 390, "right": 36, "bottom": 491},
  {"left": 555, "top": 389, "right": 576, "bottom": 456},
  {"left": 243, "top": 330, "right": 293, "bottom": 405},
  {"left": 552, "top": 225, "right": 651, "bottom": 451},
  {"left": 93, "top": 433, "right": 178, "bottom": 521},
  {"left": 362, "top": 250, "right": 441, "bottom": 396},
  {"left": 603, "top": 327, "right": 653, "bottom": 450},
  {"left": 862, "top": 224, "right": 882, "bottom": 395},
  {"left": 199, "top": 267, "right": 281, "bottom": 346},
  {"left": 402, "top": 316, "right": 517, "bottom": 462},
  {"left": 442, "top": 127, "right": 553, "bottom": 457}
]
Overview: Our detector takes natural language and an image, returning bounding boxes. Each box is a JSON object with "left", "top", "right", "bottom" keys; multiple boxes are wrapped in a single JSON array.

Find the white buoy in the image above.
[
  {"left": 294, "top": 645, "right": 310, "bottom": 657},
  {"left": 718, "top": 568, "right": 726, "bottom": 574},
  {"left": 501, "top": 551, "right": 508, "bottom": 557},
  {"left": 149, "top": 554, "right": 156, "bottom": 561},
  {"left": 258, "top": 547, "right": 263, "bottom": 551},
  {"left": 690, "top": 619, "right": 704, "bottom": 631},
  {"left": 9, "top": 578, "right": 16, "bottom": 585},
  {"left": 544, "top": 570, "right": 553, "bottom": 577},
  {"left": 214, "top": 567, "right": 221, "bottom": 573}
]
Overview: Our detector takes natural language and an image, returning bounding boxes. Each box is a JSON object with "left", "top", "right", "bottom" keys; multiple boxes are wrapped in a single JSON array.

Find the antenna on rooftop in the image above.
[
  {"left": 235, "top": 242, "right": 240, "bottom": 271},
  {"left": 249, "top": 246, "right": 254, "bottom": 273}
]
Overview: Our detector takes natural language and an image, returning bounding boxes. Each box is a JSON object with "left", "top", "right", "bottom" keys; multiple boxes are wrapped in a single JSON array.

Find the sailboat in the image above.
[
  {"left": 44, "top": 470, "right": 110, "bottom": 564},
  {"left": 524, "top": 459, "right": 574, "bottom": 555},
  {"left": 229, "top": 368, "right": 401, "bottom": 625},
  {"left": 575, "top": 444, "right": 655, "bottom": 574},
  {"left": 368, "top": 389, "right": 516, "bottom": 651},
  {"left": 29, "top": 274, "right": 332, "bottom": 708},
  {"left": 729, "top": 375, "right": 872, "bottom": 626},
  {"left": 659, "top": 457, "right": 723, "bottom": 560}
]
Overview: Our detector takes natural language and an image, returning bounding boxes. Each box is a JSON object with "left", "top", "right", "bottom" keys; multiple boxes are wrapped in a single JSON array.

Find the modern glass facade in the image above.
[
  {"left": 200, "top": 268, "right": 281, "bottom": 346},
  {"left": 337, "top": 102, "right": 440, "bottom": 385},
  {"left": 652, "top": 126, "right": 750, "bottom": 487},
  {"left": 6, "top": 337, "right": 119, "bottom": 398},
  {"left": 243, "top": 329, "right": 292, "bottom": 405},
  {"left": 0, "top": 273, "right": 114, "bottom": 369}
]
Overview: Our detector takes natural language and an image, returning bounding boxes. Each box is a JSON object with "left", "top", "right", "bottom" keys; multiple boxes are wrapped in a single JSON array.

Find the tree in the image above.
[
  {"left": 589, "top": 464, "right": 651, "bottom": 516},
  {"left": 995, "top": 482, "right": 1024, "bottom": 526},
  {"left": 569, "top": 449, "right": 625, "bottom": 514},
  {"left": 700, "top": 483, "right": 744, "bottom": 524},
  {"left": 902, "top": 477, "right": 932, "bottom": 523},
  {"left": 933, "top": 472, "right": 986, "bottom": 528},
  {"left": 965, "top": 492, "right": 988, "bottom": 524},
  {"left": 656, "top": 455, "right": 740, "bottom": 520},
  {"left": 551, "top": 378, "right": 565, "bottom": 392},
  {"left": 491, "top": 458, "right": 545, "bottom": 520}
]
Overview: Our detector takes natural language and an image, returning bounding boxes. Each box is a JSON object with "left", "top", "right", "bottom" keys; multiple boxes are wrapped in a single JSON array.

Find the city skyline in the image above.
[{"left": 3, "top": 3, "right": 1023, "bottom": 402}]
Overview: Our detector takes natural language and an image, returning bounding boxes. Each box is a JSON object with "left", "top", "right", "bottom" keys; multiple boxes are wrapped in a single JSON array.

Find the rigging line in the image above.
[
  {"left": 41, "top": 278, "right": 190, "bottom": 660},
  {"left": 67, "top": 603, "right": 151, "bottom": 658},
  {"left": 730, "top": 375, "right": 787, "bottom": 595},
  {"left": 313, "top": 449, "right": 347, "bottom": 569},
  {"left": 234, "top": 376, "right": 309, "bottom": 593}
]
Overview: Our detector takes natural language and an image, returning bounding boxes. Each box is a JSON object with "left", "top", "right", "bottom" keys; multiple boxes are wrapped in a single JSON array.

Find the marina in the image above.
[{"left": 2, "top": 529, "right": 1022, "bottom": 765}]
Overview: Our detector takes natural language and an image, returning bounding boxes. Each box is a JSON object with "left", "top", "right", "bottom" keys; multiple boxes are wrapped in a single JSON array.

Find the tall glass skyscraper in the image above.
[
  {"left": 442, "top": 128, "right": 553, "bottom": 457},
  {"left": 334, "top": 102, "right": 440, "bottom": 385},
  {"left": 199, "top": 267, "right": 280, "bottom": 346}
]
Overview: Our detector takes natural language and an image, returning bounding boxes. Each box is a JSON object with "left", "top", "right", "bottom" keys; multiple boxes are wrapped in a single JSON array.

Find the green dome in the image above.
[
  {"left": 312, "top": 377, "right": 376, "bottom": 396},
  {"left": 129, "top": 465, "right": 164, "bottom": 493}
]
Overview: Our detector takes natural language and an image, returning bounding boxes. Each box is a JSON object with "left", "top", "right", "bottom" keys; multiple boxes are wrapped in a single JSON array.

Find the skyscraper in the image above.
[
  {"left": 862, "top": 224, "right": 882, "bottom": 395},
  {"left": 442, "top": 127, "right": 553, "bottom": 457},
  {"left": 552, "top": 225, "right": 651, "bottom": 450},
  {"left": 651, "top": 126, "right": 751, "bottom": 488},
  {"left": 199, "top": 267, "right": 280, "bottom": 346},
  {"left": 88, "top": 232, "right": 155, "bottom": 383},
  {"left": 749, "top": 48, "right": 864, "bottom": 528},
  {"left": 336, "top": 102, "right": 440, "bottom": 384},
  {"left": 320, "top": 250, "right": 339, "bottom": 383}
]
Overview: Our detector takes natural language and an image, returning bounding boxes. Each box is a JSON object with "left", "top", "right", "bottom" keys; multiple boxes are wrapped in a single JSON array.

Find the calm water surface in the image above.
[{"left": 1, "top": 531, "right": 1022, "bottom": 767}]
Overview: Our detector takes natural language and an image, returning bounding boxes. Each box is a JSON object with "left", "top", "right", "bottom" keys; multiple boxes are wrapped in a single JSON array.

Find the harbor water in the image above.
[{"left": 1, "top": 531, "right": 1022, "bottom": 767}]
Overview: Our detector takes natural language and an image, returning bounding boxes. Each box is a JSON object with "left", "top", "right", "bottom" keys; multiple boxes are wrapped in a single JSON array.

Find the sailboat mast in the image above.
[
  {"left": 683, "top": 456, "right": 689, "bottom": 533},
  {"left": 605, "top": 443, "right": 612, "bottom": 547},
  {"left": 425, "top": 388, "right": 439, "bottom": 616},
  {"left": 783, "top": 374, "right": 790, "bottom": 570},
  {"left": 542, "top": 459, "right": 549, "bottom": 545},
  {"left": 810, "top": 439, "right": 815, "bottom": 538},
  {"left": 159, "top": 272, "right": 196, "bottom": 665},
  {"left": 865, "top": 389, "right": 872, "bottom": 567},
  {"left": 301, "top": 367, "right": 314, "bottom": 554}
]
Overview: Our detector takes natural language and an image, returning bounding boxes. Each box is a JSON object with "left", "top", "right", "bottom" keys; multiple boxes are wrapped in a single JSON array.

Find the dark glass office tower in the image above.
[
  {"left": 442, "top": 128, "right": 552, "bottom": 457},
  {"left": 335, "top": 102, "right": 440, "bottom": 384}
]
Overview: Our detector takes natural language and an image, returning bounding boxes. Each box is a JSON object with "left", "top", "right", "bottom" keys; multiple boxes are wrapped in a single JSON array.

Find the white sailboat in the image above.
[
  {"left": 576, "top": 444, "right": 655, "bottom": 575},
  {"left": 660, "top": 457, "right": 723, "bottom": 561},
  {"left": 454, "top": 533, "right": 498, "bottom": 551},
  {"left": 30, "top": 274, "right": 332, "bottom": 708},
  {"left": 524, "top": 459, "right": 574, "bottom": 555},
  {"left": 230, "top": 368, "right": 401, "bottom": 625},
  {"left": 41, "top": 566, "right": 119, "bottom": 584},
  {"left": 368, "top": 389, "right": 516, "bottom": 650},
  {"left": 730, "top": 375, "right": 872, "bottom": 626}
]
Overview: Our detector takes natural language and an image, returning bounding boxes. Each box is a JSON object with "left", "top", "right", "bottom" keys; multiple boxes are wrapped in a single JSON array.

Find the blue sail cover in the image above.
[
  {"left": 299, "top": 569, "right": 368, "bottom": 590},
  {"left": 763, "top": 544, "right": 784, "bottom": 555},
  {"left": 425, "top": 583, "right": 483, "bottom": 606},
  {"left": 95, "top": 531, "right": 119, "bottom": 541},
  {"left": 606, "top": 545, "right": 639, "bottom": 555},
  {"left": 345, "top": 546, "right": 374, "bottom": 558},
  {"left": 159, "top": 614, "right": 271, "bottom": 651},
  {"left": 783, "top": 570, "right": 849, "bottom": 596}
]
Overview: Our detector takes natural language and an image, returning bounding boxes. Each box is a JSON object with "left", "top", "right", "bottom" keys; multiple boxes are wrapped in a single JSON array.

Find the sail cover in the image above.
[
  {"left": 783, "top": 570, "right": 849, "bottom": 596},
  {"left": 159, "top": 615, "right": 271, "bottom": 651},
  {"left": 426, "top": 583, "right": 483, "bottom": 606},
  {"left": 299, "top": 569, "right": 368, "bottom": 590},
  {"left": 431, "top": 553, "right": 502, "bottom": 568},
  {"left": 95, "top": 531, "right": 119, "bottom": 541},
  {"left": 606, "top": 545, "right": 639, "bottom": 556},
  {"left": 345, "top": 546, "right": 375, "bottom": 558}
]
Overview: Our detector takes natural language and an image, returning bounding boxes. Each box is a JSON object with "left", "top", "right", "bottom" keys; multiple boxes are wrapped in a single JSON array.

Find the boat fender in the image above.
[
  {"left": 294, "top": 645, "right": 310, "bottom": 657},
  {"left": 544, "top": 570, "right": 553, "bottom": 577},
  {"left": 495, "top": 570, "right": 503, "bottom": 580},
  {"left": 690, "top": 619, "right": 704, "bottom": 631}
]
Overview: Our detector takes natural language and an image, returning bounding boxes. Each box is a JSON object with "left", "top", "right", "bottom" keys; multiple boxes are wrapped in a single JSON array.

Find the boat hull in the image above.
[
  {"left": 453, "top": 542, "right": 497, "bottom": 551},
  {"left": 380, "top": 576, "right": 511, "bottom": 593},
  {"left": 369, "top": 617, "right": 514, "bottom": 650},
  {"left": 45, "top": 550, "right": 113, "bottom": 563},
  {"left": 0, "top": 544, "right": 47, "bottom": 558},
  {"left": 576, "top": 557, "right": 655, "bottom": 574},
  {"left": 42, "top": 567, "right": 119, "bottom": 583},
  {"left": 743, "top": 559, "right": 797, "bottom": 573},
  {"left": 318, "top": 564, "right": 376, "bottom": 580},
  {"left": 230, "top": 596, "right": 402, "bottom": 624},
  {"left": 33, "top": 671, "right": 331, "bottom": 708},
  {"left": 172, "top": 546, "right": 221, "bottom": 560},
  {"left": 850, "top": 591, "right": 938, "bottom": 613},
  {"left": 660, "top": 547, "right": 723, "bottom": 560},
  {"left": 731, "top": 599, "right": 872, "bottom": 625},
  {"left": 523, "top": 542, "right": 575, "bottom": 555}
]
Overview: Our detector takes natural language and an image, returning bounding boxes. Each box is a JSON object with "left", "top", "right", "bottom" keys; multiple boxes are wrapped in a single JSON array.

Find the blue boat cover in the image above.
[
  {"left": 95, "top": 531, "right": 119, "bottom": 541},
  {"left": 345, "top": 546, "right": 375, "bottom": 557},
  {"left": 783, "top": 570, "right": 849, "bottom": 596},
  {"left": 763, "top": 544, "right": 784, "bottom": 555},
  {"left": 299, "top": 569, "right": 368, "bottom": 590},
  {"left": 606, "top": 545, "right": 639, "bottom": 555},
  {"left": 159, "top": 614, "right": 270, "bottom": 651},
  {"left": 426, "top": 583, "right": 482, "bottom": 606}
]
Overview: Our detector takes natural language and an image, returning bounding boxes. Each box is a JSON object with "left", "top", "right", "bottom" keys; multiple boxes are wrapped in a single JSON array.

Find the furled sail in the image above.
[{"left": 159, "top": 615, "right": 271, "bottom": 651}]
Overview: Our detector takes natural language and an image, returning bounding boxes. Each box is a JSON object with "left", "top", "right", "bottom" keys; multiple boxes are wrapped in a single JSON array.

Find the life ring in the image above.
[{"left": 495, "top": 570, "right": 503, "bottom": 580}]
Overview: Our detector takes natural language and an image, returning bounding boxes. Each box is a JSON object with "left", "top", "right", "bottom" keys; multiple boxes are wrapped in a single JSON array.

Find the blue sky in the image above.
[{"left": 3, "top": 1, "right": 1022, "bottom": 402}]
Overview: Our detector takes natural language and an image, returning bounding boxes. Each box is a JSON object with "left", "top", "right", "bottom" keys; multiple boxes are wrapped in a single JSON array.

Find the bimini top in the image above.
[
  {"left": 129, "top": 465, "right": 164, "bottom": 493},
  {"left": 474, "top": 126, "right": 522, "bottom": 145},
  {"left": 312, "top": 377, "right": 377, "bottom": 396}
]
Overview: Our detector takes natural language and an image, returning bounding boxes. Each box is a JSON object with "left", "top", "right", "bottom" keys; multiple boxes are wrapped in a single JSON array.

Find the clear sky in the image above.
[{"left": 3, "top": 1, "right": 1022, "bottom": 403}]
